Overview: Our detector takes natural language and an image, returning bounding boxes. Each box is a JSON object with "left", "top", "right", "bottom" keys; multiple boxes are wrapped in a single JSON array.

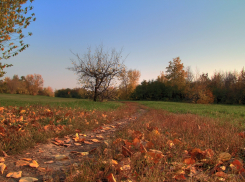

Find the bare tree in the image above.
[
  {"left": 68, "top": 45, "right": 126, "bottom": 101},
  {"left": 185, "top": 66, "right": 194, "bottom": 83}
]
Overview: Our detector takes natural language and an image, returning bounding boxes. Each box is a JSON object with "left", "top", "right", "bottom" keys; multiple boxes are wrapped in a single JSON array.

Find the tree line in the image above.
[
  {"left": 54, "top": 69, "right": 141, "bottom": 101},
  {"left": 131, "top": 57, "right": 245, "bottom": 104},
  {"left": 0, "top": 74, "right": 54, "bottom": 97}
]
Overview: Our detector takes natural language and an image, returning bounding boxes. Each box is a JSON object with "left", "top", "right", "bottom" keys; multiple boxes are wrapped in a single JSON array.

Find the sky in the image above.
[{"left": 2, "top": 0, "right": 245, "bottom": 90}]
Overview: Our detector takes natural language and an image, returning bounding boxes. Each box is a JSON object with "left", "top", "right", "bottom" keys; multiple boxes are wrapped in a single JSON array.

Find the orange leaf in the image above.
[
  {"left": 204, "top": 148, "right": 214, "bottom": 158},
  {"left": 124, "top": 140, "right": 132, "bottom": 148},
  {"left": 183, "top": 158, "right": 195, "bottom": 165},
  {"left": 145, "top": 141, "right": 154, "bottom": 149},
  {"left": 232, "top": 159, "right": 244, "bottom": 171},
  {"left": 174, "top": 174, "right": 186, "bottom": 180},
  {"left": 238, "top": 132, "right": 245, "bottom": 138},
  {"left": 215, "top": 171, "right": 228, "bottom": 178},
  {"left": 113, "top": 138, "right": 122, "bottom": 145},
  {"left": 133, "top": 131, "right": 143, "bottom": 139},
  {"left": 132, "top": 138, "right": 140, "bottom": 149},
  {"left": 190, "top": 148, "right": 202, "bottom": 156},
  {"left": 145, "top": 150, "right": 164, "bottom": 164},
  {"left": 107, "top": 173, "right": 116, "bottom": 182},
  {"left": 173, "top": 138, "right": 182, "bottom": 145}
]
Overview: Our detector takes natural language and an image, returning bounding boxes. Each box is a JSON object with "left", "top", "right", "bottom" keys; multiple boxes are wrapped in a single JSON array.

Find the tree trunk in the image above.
[{"left": 94, "top": 87, "right": 98, "bottom": 101}]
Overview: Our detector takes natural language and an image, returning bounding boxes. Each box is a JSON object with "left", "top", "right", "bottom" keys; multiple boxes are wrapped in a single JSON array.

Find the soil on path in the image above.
[{"left": 0, "top": 107, "right": 147, "bottom": 182}]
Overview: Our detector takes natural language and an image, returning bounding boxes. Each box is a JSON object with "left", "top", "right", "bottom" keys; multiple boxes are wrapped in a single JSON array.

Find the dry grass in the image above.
[
  {"left": 0, "top": 102, "right": 139, "bottom": 154},
  {"left": 65, "top": 108, "right": 245, "bottom": 182}
]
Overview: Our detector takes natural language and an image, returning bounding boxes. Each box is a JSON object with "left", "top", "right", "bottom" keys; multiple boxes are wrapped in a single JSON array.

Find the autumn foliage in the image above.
[
  {"left": 0, "top": 74, "right": 54, "bottom": 96},
  {"left": 0, "top": 0, "right": 36, "bottom": 77},
  {"left": 131, "top": 57, "right": 245, "bottom": 105}
]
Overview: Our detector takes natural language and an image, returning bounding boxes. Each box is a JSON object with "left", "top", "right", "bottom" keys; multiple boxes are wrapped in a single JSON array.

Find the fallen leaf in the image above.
[
  {"left": 84, "top": 141, "right": 93, "bottom": 144},
  {"left": 145, "top": 150, "right": 164, "bottom": 164},
  {"left": 44, "top": 161, "right": 54, "bottom": 164},
  {"left": 91, "top": 139, "right": 100, "bottom": 143},
  {"left": 16, "top": 160, "right": 30, "bottom": 167},
  {"left": 218, "top": 152, "right": 231, "bottom": 162},
  {"left": 0, "top": 157, "right": 4, "bottom": 162},
  {"left": 55, "top": 155, "right": 69, "bottom": 161},
  {"left": 190, "top": 148, "right": 202, "bottom": 156},
  {"left": 119, "top": 164, "right": 131, "bottom": 171},
  {"left": 6, "top": 171, "right": 22, "bottom": 178},
  {"left": 173, "top": 138, "right": 182, "bottom": 145},
  {"left": 21, "top": 158, "right": 32, "bottom": 161},
  {"left": 132, "top": 138, "right": 140, "bottom": 149},
  {"left": 215, "top": 171, "right": 228, "bottom": 178},
  {"left": 74, "top": 143, "right": 82, "bottom": 146},
  {"left": 167, "top": 140, "right": 174, "bottom": 148},
  {"left": 109, "top": 159, "right": 118, "bottom": 166},
  {"left": 37, "top": 167, "right": 47, "bottom": 173},
  {"left": 19, "top": 177, "right": 38, "bottom": 182},
  {"left": 107, "top": 173, "right": 116, "bottom": 182},
  {"left": 204, "top": 148, "right": 215, "bottom": 158},
  {"left": 20, "top": 110, "right": 26, "bottom": 114},
  {"left": 133, "top": 131, "right": 143, "bottom": 139},
  {"left": 0, "top": 163, "right": 6, "bottom": 174},
  {"left": 80, "top": 152, "right": 89, "bottom": 156},
  {"left": 174, "top": 174, "right": 186, "bottom": 180},
  {"left": 145, "top": 141, "right": 154, "bottom": 149},
  {"left": 96, "top": 135, "right": 104, "bottom": 140},
  {"left": 231, "top": 159, "right": 244, "bottom": 172},
  {"left": 1, "top": 150, "right": 8, "bottom": 157},
  {"left": 183, "top": 158, "right": 195, "bottom": 165},
  {"left": 238, "top": 132, "right": 245, "bottom": 138},
  {"left": 29, "top": 160, "right": 39, "bottom": 168}
]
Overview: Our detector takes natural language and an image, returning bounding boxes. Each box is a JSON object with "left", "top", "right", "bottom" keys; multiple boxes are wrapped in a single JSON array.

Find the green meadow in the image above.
[
  {"left": 137, "top": 101, "right": 245, "bottom": 127},
  {"left": 0, "top": 94, "right": 123, "bottom": 111}
]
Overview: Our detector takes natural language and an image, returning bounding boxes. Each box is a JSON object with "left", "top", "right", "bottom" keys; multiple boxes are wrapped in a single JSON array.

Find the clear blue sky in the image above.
[{"left": 2, "top": 0, "right": 245, "bottom": 90}]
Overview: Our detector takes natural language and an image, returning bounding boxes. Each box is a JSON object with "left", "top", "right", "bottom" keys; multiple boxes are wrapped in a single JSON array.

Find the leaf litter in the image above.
[
  {"left": 0, "top": 102, "right": 144, "bottom": 181},
  {"left": 1, "top": 103, "right": 245, "bottom": 181}
]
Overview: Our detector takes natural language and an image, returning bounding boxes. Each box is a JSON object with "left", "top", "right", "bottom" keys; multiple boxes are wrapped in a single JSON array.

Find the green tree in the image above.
[{"left": 0, "top": 0, "right": 36, "bottom": 77}]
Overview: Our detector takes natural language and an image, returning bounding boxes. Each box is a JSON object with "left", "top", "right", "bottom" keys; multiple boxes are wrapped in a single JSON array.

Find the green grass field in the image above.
[
  {"left": 137, "top": 101, "right": 245, "bottom": 125},
  {"left": 0, "top": 94, "right": 123, "bottom": 110}
]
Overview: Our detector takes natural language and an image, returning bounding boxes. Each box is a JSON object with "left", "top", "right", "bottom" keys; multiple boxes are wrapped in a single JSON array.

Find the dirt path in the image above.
[{"left": 0, "top": 108, "right": 147, "bottom": 182}]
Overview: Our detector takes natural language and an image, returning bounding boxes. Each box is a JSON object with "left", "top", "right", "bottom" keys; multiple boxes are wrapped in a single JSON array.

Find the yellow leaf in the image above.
[
  {"left": 167, "top": 140, "right": 174, "bottom": 148},
  {"left": 21, "top": 158, "right": 32, "bottom": 161},
  {"left": 44, "top": 160, "right": 54, "bottom": 164},
  {"left": 29, "top": 160, "right": 39, "bottom": 168},
  {"left": 218, "top": 152, "right": 231, "bottom": 162},
  {"left": 20, "top": 110, "right": 26, "bottom": 114},
  {"left": 16, "top": 160, "right": 30, "bottom": 167},
  {"left": 55, "top": 155, "right": 69, "bottom": 161},
  {"left": 107, "top": 173, "right": 117, "bottom": 182},
  {"left": 91, "top": 139, "right": 100, "bottom": 143},
  {"left": 119, "top": 164, "right": 131, "bottom": 171},
  {"left": 6, "top": 171, "right": 22, "bottom": 178},
  {"left": 0, "top": 163, "right": 6, "bottom": 174},
  {"left": 0, "top": 157, "right": 5, "bottom": 163},
  {"left": 80, "top": 152, "right": 89, "bottom": 156},
  {"left": 19, "top": 177, "right": 38, "bottom": 182}
]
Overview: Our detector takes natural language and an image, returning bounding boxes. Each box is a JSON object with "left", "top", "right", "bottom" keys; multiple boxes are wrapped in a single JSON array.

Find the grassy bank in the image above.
[{"left": 0, "top": 94, "right": 122, "bottom": 111}]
